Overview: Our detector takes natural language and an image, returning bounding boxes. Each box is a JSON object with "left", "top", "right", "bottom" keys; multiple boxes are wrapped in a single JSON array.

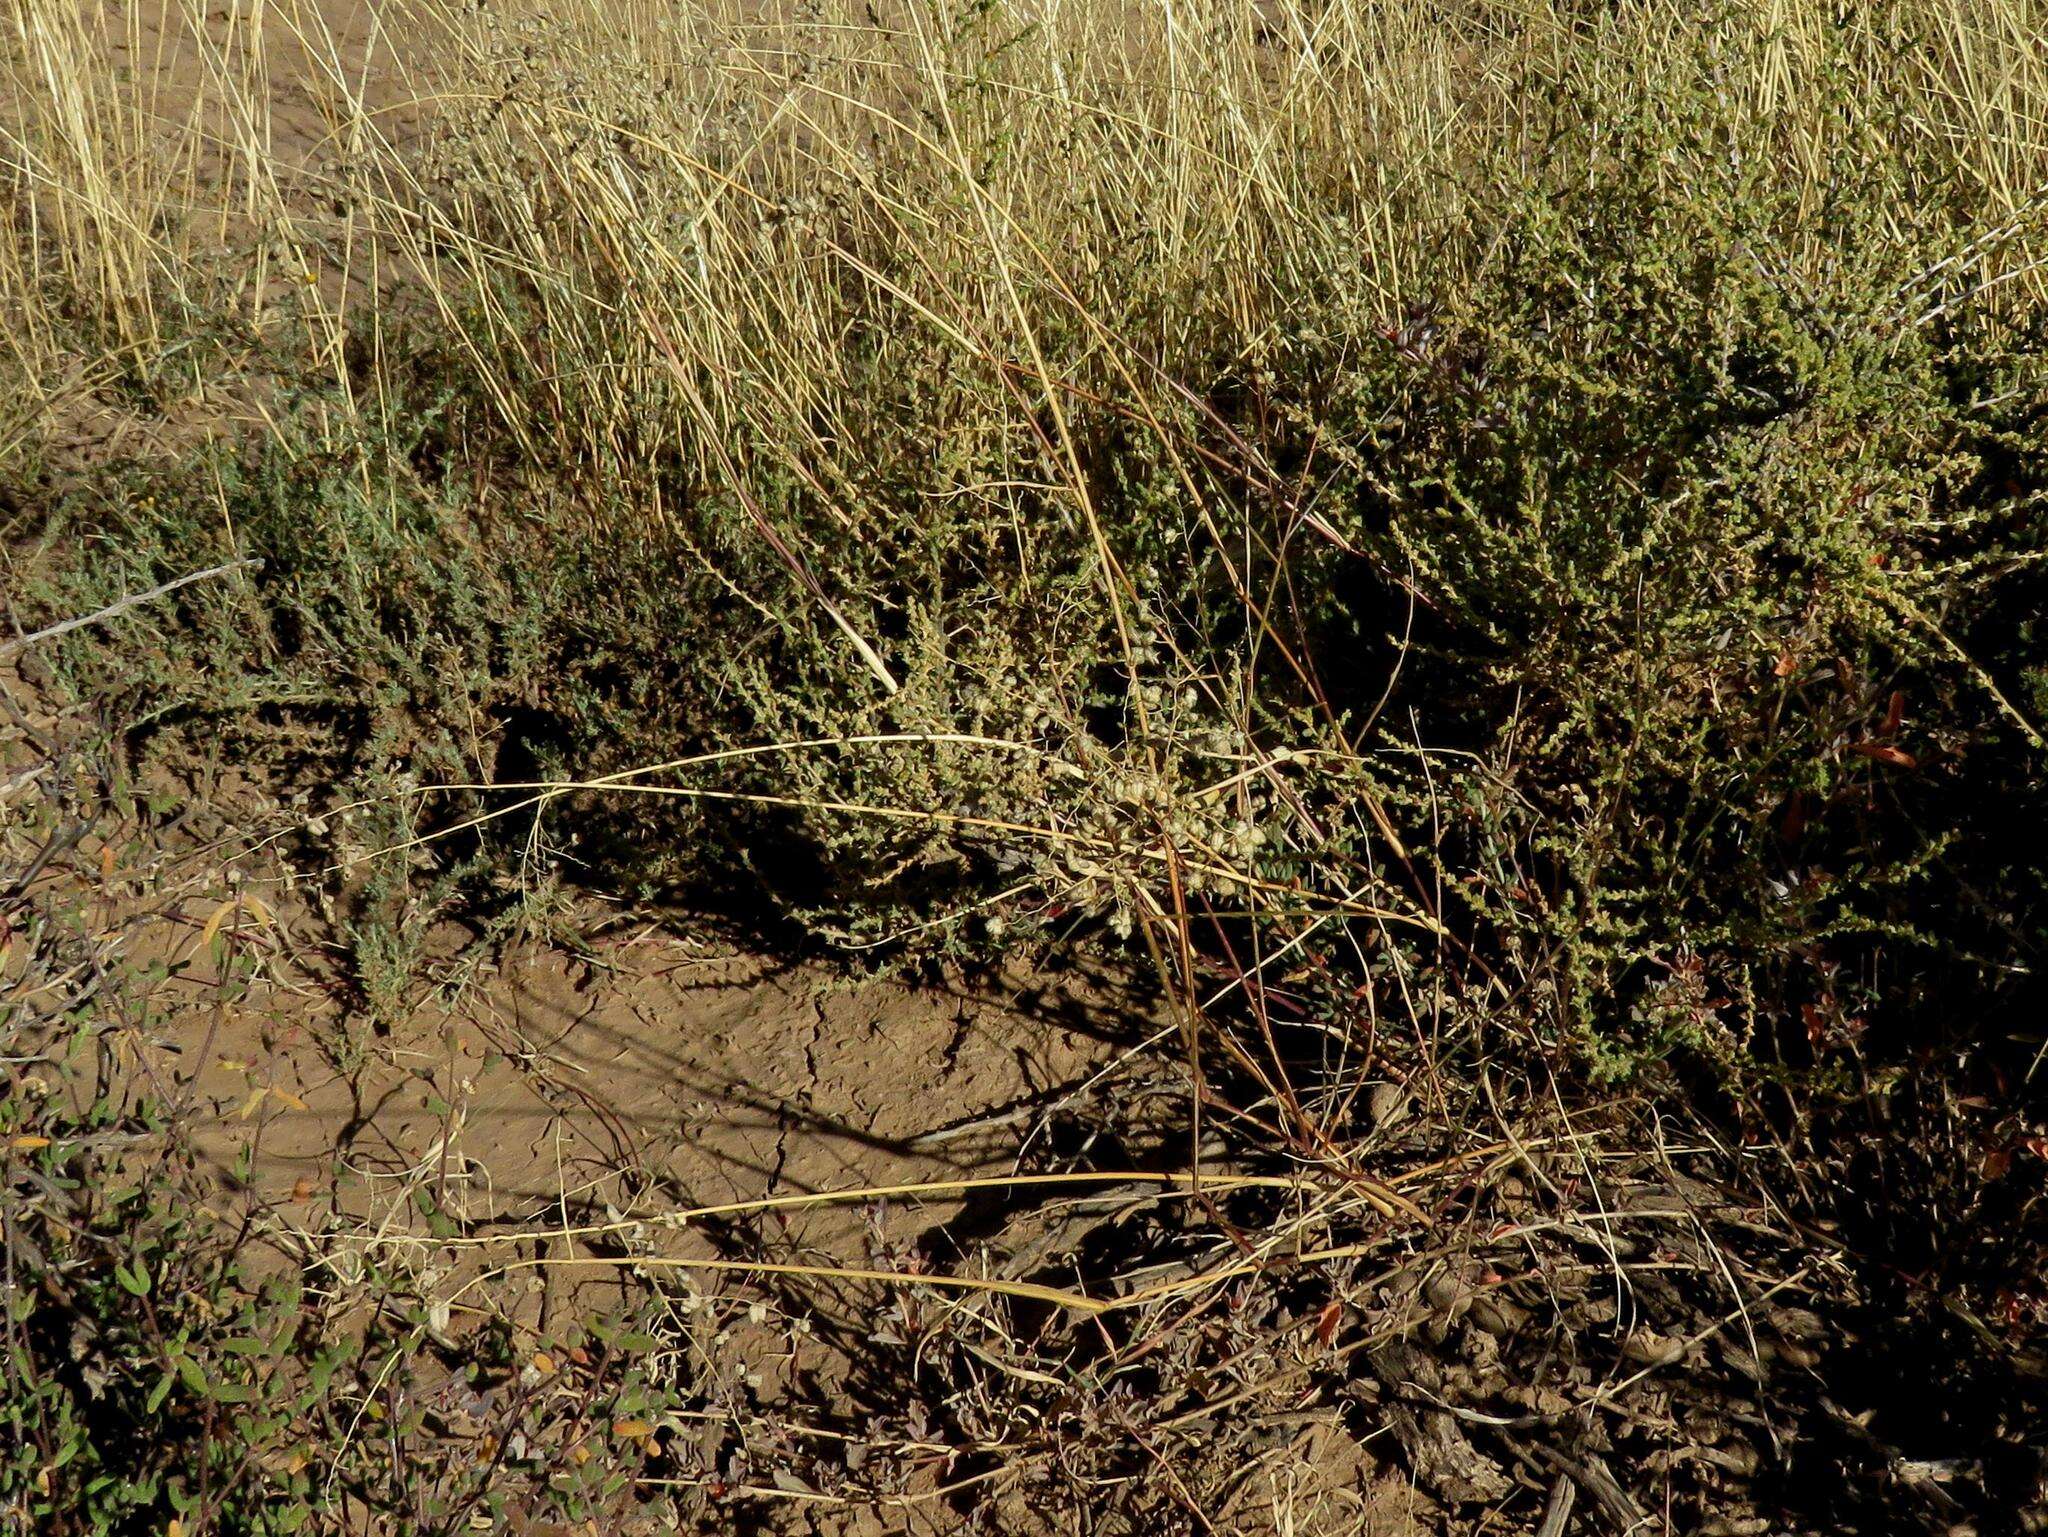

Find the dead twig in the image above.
[
  {"left": 1, "top": 558, "right": 262, "bottom": 660},
  {"left": 1536, "top": 1472, "right": 1576, "bottom": 1537},
  {"left": 1539, "top": 1447, "right": 1649, "bottom": 1533}
]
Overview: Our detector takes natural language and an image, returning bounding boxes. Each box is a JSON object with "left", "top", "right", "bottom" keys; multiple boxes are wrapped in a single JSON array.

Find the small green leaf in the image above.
[
  {"left": 175, "top": 1354, "right": 209, "bottom": 1397},
  {"left": 114, "top": 1260, "right": 151, "bottom": 1296}
]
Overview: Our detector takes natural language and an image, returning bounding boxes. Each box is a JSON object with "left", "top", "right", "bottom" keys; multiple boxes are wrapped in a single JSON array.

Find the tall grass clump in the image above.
[
  {"left": 9, "top": 0, "right": 2048, "bottom": 1081},
  {"left": 0, "top": 0, "right": 377, "bottom": 437}
]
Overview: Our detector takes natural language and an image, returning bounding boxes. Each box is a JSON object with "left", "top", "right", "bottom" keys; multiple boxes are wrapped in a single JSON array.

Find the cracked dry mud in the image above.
[{"left": 165, "top": 905, "right": 1158, "bottom": 1322}]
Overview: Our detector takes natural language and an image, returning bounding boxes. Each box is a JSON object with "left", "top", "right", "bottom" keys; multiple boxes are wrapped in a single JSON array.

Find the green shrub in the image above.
[{"left": 1303, "top": 37, "right": 2048, "bottom": 1070}]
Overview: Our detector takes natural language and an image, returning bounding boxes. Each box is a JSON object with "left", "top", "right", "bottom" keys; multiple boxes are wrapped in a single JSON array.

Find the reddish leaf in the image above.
[
  {"left": 1881, "top": 690, "right": 1906, "bottom": 736},
  {"left": 1780, "top": 793, "right": 1808, "bottom": 840},
  {"left": 1848, "top": 742, "right": 1917, "bottom": 769},
  {"left": 1314, "top": 1299, "right": 1343, "bottom": 1346}
]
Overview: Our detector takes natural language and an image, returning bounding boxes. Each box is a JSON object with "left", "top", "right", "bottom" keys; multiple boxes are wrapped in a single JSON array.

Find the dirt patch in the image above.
[
  {"left": 88, "top": 0, "right": 421, "bottom": 164},
  {"left": 171, "top": 910, "right": 1156, "bottom": 1275}
]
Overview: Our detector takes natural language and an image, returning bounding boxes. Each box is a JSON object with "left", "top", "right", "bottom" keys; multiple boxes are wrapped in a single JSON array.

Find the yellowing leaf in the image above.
[
  {"left": 531, "top": 1352, "right": 556, "bottom": 1376},
  {"left": 9, "top": 1136, "right": 51, "bottom": 1151},
  {"left": 610, "top": 1418, "right": 653, "bottom": 1438},
  {"left": 236, "top": 1087, "right": 268, "bottom": 1120},
  {"left": 198, "top": 898, "right": 239, "bottom": 951},
  {"left": 270, "top": 1087, "right": 309, "bottom": 1113}
]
